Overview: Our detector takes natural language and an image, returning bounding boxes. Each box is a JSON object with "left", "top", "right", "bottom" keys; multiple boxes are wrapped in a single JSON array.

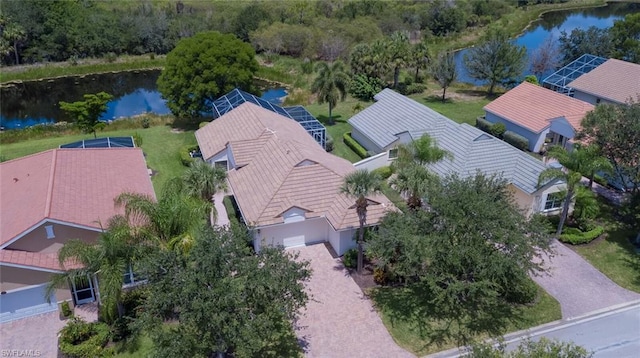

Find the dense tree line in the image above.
[{"left": 0, "top": 0, "right": 555, "bottom": 66}]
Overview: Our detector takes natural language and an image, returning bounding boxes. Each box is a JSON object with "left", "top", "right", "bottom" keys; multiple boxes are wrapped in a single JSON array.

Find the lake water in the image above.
[
  {"left": 0, "top": 70, "right": 287, "bottom": 130},
  {"left": 454, "top": 2, "right": 639, "bottom": 84}
]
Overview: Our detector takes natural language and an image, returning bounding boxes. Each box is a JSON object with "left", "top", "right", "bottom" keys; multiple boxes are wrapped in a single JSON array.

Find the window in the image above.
[
  {"left": 45, "top": 225, "right": 55, "bottom": 239},
  {"left": 544, "top": 192, "right": 563, "bottom": 211},
  {"left": 123, "top": 264, "right": 145, "bottom": 286},
  {"left": 388, "top": 148, "right": 398, "bottom": 159}
]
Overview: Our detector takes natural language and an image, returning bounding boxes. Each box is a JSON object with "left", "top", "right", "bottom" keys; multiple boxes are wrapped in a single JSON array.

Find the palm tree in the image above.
[
  {"left": 311, "top": 61, "right": 349, "bottom": 125},
  {"left": 575, "top": 144, "right": 613, "bottom": 188},
  {"left": 391, "top": 164, "right": 439, "bottom": 210},
  {"left": 341, "top": 169, "right": 382, "bottom": 274},
  {"left": 410, "top": 42, "right": 430, "bottom": 82},
  {"left": 387, "top": 31, "right": 411, "bottom": 89},
  {"left": 182, "top": 160, "right": 227, "bottom": 223},
  {"left": 46, "top": 216, "right": 142, "bottom": 323},
  {"left": 115, "top": 179, "right": 208, "bottom": 254},
  {"left": 393, "top": 133, "right": 452, "bottom": 171},
  {"left": 538, "top": 146, "right": 586, "bottom": 236}
]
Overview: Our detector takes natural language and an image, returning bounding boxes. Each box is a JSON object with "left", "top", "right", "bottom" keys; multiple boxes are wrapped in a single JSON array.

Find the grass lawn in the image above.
[
  {"left": 410, "top": 93, "right": 491, "bottom": 126},
  {"left": 113, "top": 334, "right": 154, "bottom": 358},
  {"left": 0, "top": 125, "right": 196, "bottom": 194},
  {"left": 370, "top": 284, "right": 561, "bottom": 356}
]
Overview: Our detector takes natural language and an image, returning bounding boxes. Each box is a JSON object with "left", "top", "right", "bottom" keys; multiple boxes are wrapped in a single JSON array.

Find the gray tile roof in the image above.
[{"left": 349, "top": 89, "right": 551, "bottom": 194}]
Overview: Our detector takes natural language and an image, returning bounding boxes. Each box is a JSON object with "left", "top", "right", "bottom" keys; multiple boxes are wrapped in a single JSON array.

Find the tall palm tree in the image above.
[
  {"left": 311, "top": 61, "right": 349, "bottom": 125},
  {"left": 411, "top": 41, "right": 430, "bottom": 82},
  {"left": 46, "top": 216, "right": 142, "bottom": 323},
  {"left": 391, "top": 164, "right": 439, "bottom": 210},
  {"left": 182, "top": 160, "right": 227, "bottom": 223},
  {"left": 538, "top": 146, "right": 586, "bottom": 236},
  {"left": 115, "top": 179, "right": 208, "bottom": 254},
  {"left": 341, "top": 169, "right": 382, "bottom": 274},
  {"left": 387, "top": 31, "right": 411, "bottom": 89}
]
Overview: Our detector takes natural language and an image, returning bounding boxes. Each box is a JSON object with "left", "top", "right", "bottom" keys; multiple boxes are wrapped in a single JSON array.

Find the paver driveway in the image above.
[
  {"left": 532, "top": 239, "right": 640, "bottom": 319},
  {"left": 292, "top": 244, "right": 414, "bottom": 358}
]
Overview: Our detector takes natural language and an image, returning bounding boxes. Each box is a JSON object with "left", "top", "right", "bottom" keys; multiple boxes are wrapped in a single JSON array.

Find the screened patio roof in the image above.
[
  {"left": 59, "top": 136, "right": 135, "bottom": 148},
  {"left": 542, "top": 54, "right": 607, "bottom": 96}
]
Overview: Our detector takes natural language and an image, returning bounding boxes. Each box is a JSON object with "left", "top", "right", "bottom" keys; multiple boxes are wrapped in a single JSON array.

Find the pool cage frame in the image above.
[
  {"left": 542, "top": 54, "right": 607, "bottom": 96},
  {"left": 210, "top": 89, "right": 327, "bottom": 149}
]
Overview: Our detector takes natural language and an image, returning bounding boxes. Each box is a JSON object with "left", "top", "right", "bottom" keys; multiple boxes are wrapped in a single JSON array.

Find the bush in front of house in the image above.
[
  {"left": 180, "top": 145, "right": 200, "bottom": 166},
  {"left": 343, "top": 132, "right": 369, "bottom": 159},
  {"left": 342, "top": 248, "right": 357, "bottom": 269},
  {"left": 372, "top": 166, "right": 393, "bottom": 180},
  {"left": 58, "top": 318, "right": 112, "bottom": 358},
  {"left": 476, "top": 116, "right": 493, "bottom": 133},
  {"left": 503, "top": 131, "right": 529, "bottom": 151},
  {"left": 325, "top": 134, "right": 334, "bottom": 152},
  {"left": 559, "top": 226, "right": 605, "bottom": 245},
  {"left": 490, "top": 122, "right": 506, "bottom": 138}
]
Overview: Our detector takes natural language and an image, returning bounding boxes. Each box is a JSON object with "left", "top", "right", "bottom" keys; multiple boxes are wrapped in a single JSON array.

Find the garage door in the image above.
[
  {"left": 0, "top": 284, "right": 57, "bottom": 323},
  {"left": 283, "top": 235, "right": 306, "bottom": 248}
]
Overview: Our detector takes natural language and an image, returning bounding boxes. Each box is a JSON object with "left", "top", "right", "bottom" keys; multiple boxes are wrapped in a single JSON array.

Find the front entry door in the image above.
[{"left": 71, "top": 276, "right": 95, "bottom": 305}]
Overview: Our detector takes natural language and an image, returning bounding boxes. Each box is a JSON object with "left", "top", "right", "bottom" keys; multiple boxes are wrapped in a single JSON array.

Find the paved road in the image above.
[
  {"left": 503, "top": 302, "right": 640, "bottom": 357},
  {"left": 292, "top": 244, "right": 415, "bottom": 358},
  {"left": 431, "top": 301, "right": 640, "bottom": 357},
  {"left": 532, "top": 239, "right": 640, "bottom": 318}
]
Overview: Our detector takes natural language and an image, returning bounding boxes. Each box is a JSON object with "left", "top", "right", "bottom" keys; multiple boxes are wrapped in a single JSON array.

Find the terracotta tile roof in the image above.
[
  {"left": 484, "top": 82, "right": 594, "bottom": 133},
  {"left": 0, "top": 148, "right": 156, "bottom": 246},
  {"left": 0, "top": 249, "right": 82, "bottom": 271},
  {"left": 568, "top": 59, "right": 640, "bottom": 104},
  {"left": 199, "top": 103, "right": 395, "bottom": 230}
]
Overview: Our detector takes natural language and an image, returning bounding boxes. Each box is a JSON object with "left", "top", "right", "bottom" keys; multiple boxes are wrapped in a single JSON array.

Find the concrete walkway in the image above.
[
  {"left": 0, "top": 303, "right": 98, "bottom": 358},
  {"left": 212, "top": 191, "right": 229, "bottom": 228},
  {"left": 532, "top": 240, "right": 640, "bottom": 319},
  {"left": 292, "top": 244, "right": 414, "bottom": 358}
]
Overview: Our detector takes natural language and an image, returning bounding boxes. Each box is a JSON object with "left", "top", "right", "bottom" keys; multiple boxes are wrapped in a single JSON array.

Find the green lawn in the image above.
[
  {"left": 0, "top": 125, "right": 196, "bottom": 194},
  {"left": 113, "top": 334, "right": 154, "bottom": 358},
  {"left": 410, "top": 93, "right": 491, "bottom": 126},
  {"left": 370, "top": 284, "right": 561, "bottom": 356}
]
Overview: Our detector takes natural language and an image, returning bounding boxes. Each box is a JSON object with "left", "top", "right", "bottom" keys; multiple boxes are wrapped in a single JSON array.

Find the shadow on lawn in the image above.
[
  {"left": 316, "top": 114, "right": 346, "bottom": 126},
  {"left": 369, "top": 284, "right": 526, "bottom": 353}
]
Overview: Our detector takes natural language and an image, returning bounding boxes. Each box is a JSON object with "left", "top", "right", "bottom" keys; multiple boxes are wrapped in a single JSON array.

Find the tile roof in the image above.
[
  {"left": 198, "top": 102, "right": 394, "bottom": 230},
  {"left": 567, "top": 59, "right": 640, "bottom": 104},
  {"left": 349, "top": 89, "right": 554, "bottom": 194},
  {"left": 0, "top": 249, "right": 82, "bottom": 271},
  {"left": 483, "top": 81, "right": 594, "bottom": 133},
  {"left": 0, "top": 148, "right": 156, "bottom": 246}
]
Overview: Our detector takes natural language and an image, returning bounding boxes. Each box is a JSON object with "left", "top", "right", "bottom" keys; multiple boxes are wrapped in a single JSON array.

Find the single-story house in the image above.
[
  {"left": 196, "top": 102, "right": 394, "bottom": 255},
  {"left": 483, "top": 82, "right": 594, "bottom": 152},
  {"left": 348, "top": 89, "right": 567, "bottom": 217},
  {"left": 567, "top": 58, "right": 640, "bottom": 105},
  {"left": 0, "top": 148, "right": 155, "bottom": 322}
]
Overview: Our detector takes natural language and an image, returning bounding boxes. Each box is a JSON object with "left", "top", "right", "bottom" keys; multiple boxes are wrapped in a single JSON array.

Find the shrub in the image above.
[
  {"left": 372, "top": 166, "right": 393, "bottom": 180},
  {"left": 503, "top": 130, "right": 529, "bottom": 151},
  {"left": 560, "top": 226, "right": 605, "bottom": 245},
  {"left": 476, "top": 116, "right": 493, "bottom": 133},
  {"left": 398, "top": 82, "right": 427, "bottom": 95},
  {"left": 199, "top": 121, "right": 210, "bottom": 128},
  {"left": 149, "top": 52, "right": 156, "bottom": 60},
  {"left": 141, "top": 117, "right": 150, "bottom": 128},
  {"left": 180, "top": 145, "right": 199, "bottom": 166},
  {"left": 524, "top": 74, "right": 539, "bottom": 85},
  {"left": 60, "top": 301, "right": 73, "bottom": 318},
  {"left": 490, "top": 122, "right": 506, "bottom": 138},
  {"left": 325, "top": 134, "right": 334, "bottom": 152},
  {"left": 343, "top": 132, "right": 369, "bottom": 159},
  {"left": 503, "top": 275, "right": 538, "bottom": 304},
  {"left": 373, "top": 267, "right": 387, "bottom": 285},
  {"left": 593, "top": 174, "right": 608, "bottom": 187},
  {"left": 342, "top": 249, "right": 357, "bottom": 269},
  {"left": 132, "top": 132, "right": 143, "bottom": 147},
  {"left": 349, "top": 75, "right": 383, "bottom": 101},
  {"left": 58, "top": 318, "right": 111, "bottom": 358},
  {"left": 301, "top": 58, "right": 314, "bottom": 74},
  {"left": 105, "top": 52, "right": 117, "bottom": 63}
]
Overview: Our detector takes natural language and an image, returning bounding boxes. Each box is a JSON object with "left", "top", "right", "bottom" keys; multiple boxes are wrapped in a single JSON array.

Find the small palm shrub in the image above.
[{"left": 342, "top": 249, "right": 357, "bottom": 269}]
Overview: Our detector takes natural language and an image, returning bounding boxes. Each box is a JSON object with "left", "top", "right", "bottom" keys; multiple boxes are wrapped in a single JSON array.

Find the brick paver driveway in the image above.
[
  {"left": 293, "top": 244, "right": 414, "bottom": 358},
  {"left": 532, "top": 239, "right": 640, "bottom": 319}
]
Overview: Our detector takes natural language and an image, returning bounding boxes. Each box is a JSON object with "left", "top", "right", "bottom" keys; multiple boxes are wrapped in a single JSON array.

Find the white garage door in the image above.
[
  {"left": 0, "top": 284, "right": 57, "bottom": 323},
  {"left": 282, "top": 235, "right": 306, "bottom": 248}
]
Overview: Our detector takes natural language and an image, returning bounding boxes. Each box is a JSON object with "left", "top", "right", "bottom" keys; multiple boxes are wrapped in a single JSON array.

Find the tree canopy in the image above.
[
  {"left": 368, "top": 174, "right": 552, "bottom": 341},
  {"left": 59, "top": 92, "right": 113, "bottom": 138},
  {"left": 579, "top": 99, "right": 640, "bottom": 193},
  {"left": 431, "top": 51, "right": 457, "bottom": 102},
  {"left": 464, "top": 29, "right": 527, "bottom": 94},
  {"left": 157, "top": 31, "right": 259, "bottom": 118},
  {"left": 558, "top": 26, "right": 613, "bottom": 65},
  {"left": 311, "top": 61, "right": 349, "bottom": 124},
  {"left": 138, "top": 225, "right": 310, "bottom": 357}
]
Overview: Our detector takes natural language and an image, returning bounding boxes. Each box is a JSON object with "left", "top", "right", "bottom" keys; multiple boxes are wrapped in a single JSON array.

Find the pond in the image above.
[
  {"left": 0, "top": 70, "right": 287, "bottom": 130},
  {"left": 454, "top": 2, "right": 639, "bottom": 85}
]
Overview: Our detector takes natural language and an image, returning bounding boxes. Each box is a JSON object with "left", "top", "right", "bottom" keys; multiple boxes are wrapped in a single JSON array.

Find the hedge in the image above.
[
  {"left": 559, "top": 226, "right": 605, "bottom": 245},
  {"left": 180, "top": 145, "right": 200, "bottom": 166},
  {"left": 58, "top": 318, "right": 112, "bottom": 358},
  {"left": 372, "top": 165, "right": 393, "bottom": 180},
  {"left": 343, "top": 132, "right": 369, "bottom": 159},
  {"left": 476, "top": 116, "right": 493, "bottom": 133},
  {"left": 503, "top": 131, "right": 529, "bottom": 151}
]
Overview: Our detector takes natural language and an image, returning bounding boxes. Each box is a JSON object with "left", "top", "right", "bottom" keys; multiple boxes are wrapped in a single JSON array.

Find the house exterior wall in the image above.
[
  {"left": 508, "top": 183, "right": 568, "bottom": 217},
  {"left": 206, "top": 149, "right": 230, "bottom": 170},
  {"left": 328, "top": 228, "right": 356, "bottom": 256},
  {"left": 354, "top": 152, "right": 391, "bottom": 172},
  {"left": 6, "top": 222, "right": 100, "bottom": 254},
  {"left": 0, "top": 266, "right": 71, "bottom": 301},
  {"left": 255, "top": 218, "right": 329, "bottom": 250},
  {"left": 485, "top": 112, "right": 546, "bottom": 152},
  {"left": 573, "top": 91, "right": 617, "bottom": 105},
  {"left": 549, "top": 118, "right": 576, "bottom": 140},
  {"left": 351, "top": 128, "right": 383, "bottom": 154}
]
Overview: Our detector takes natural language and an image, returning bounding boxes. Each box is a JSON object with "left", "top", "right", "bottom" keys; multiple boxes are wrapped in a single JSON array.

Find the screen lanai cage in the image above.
[
  {"left": 542, "top": 54, "right": 607, "bottom": 96},
  {"left": 210, "top": 88, "right": 327, "bottom": 149},
  {"left": 60, "top": 136, "right": 135, "bottom": 148}
]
